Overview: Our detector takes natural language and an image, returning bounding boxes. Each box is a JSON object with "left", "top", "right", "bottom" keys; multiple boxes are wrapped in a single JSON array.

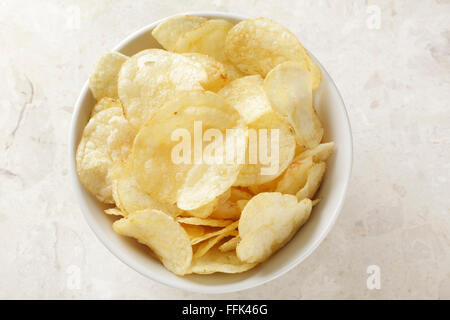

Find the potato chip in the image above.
[
  {"left": 247, "top": 179, "right": 278, "bottom": 194},
  {"left": 111, "top": 160, "right": 182, "bottom": 216},
  {"left": 152, "top": 15, "right": 207, "bottom": 51},
  {"left": 275, "top": 156, "right": 313, "bottom": 195},
  {"left": 194, "top": 230, "right": 238, "bottom": 258},
  {"left": 229, "top": 187, "right": 253, "bottom": 201},
  {"left": 218, "top": 236, "right": 240, "bottom": 252},
  {"left": 296, "top": 162, "right": 326, "bottom": 201},
  {"left": 89, "top": 52, "right": 128, "bottom": 100},
  {"left": 184, "top": 198, "right": 218, "bottom": 218},
  {"left": 174, "top": 19, "right": 233, "bottom": 63},
  {"left": 264, "top": 61, "right": 323, "bottom": 148},
  {"left": 90, "top": 97, "right": 123, "bottom": 117},
  {"left": 191, "top": 221, "right": 239, "bottom": 245},
  {"left": 208, "top": 187, "right": 250, "bottom": 220},
  {"left": 118, "top": 49, "right": 207, "bottom": 128},
  {"left": 189, "top": 247, "right": 257, "bottom": 274},
  {"left": 296, "top": 142, "right": 334, "bottom": 162},
  {"left": 104, "top": 207, "right": 125, "bottom": 216},
  {"left": 182, "top": 53, "right": 228, "bottom": 92},
  {"left": 218, "top": 75, "right": 272, "bottom": 124},
  {"left": 237, "top": 193, "right": 312, "bottom": 263},
  {"left": 113, "top": 209, "right": 192, "bottom": 275},
  {"left": 219, "top": 75, "right": 296, "bottom": 186},
  {"left": 224, "top": 17, "right": 321, "bottom": 89},
  {"left": 209, "top": 199, "right": 241, "bottom": 220},
  {"left": 181, "top": 224, "right": 206, "bottom": 240},
  {"left": 236, "top": 199, "right": 249, "bottom": 211},
  {"left": 132, "top": 91, "right": 245, "bottom": 210},
  {"left": 312, "top": 198, "right": 321, "bottom": 206},
  {"left": 76, "top": 106, "right": 136, "bottom": 203},
  {"left": 177, "top": 217, "right": 233, "bottom": 227}
]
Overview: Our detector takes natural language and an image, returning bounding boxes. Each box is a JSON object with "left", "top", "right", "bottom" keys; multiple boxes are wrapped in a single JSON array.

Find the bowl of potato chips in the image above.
[{"left": 70, "top": 12, "right": 352, "bottom": 293}]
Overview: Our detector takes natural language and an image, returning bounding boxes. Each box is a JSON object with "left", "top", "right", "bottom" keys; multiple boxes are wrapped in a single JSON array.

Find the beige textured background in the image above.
[{"left": 0, "top": 0, "right": 449, "bottom": 299}]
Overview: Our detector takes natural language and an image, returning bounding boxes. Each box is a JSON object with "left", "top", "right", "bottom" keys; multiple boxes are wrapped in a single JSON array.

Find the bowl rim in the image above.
[{"left": 69, "top": 11, "right": 353, "bottom": 294}]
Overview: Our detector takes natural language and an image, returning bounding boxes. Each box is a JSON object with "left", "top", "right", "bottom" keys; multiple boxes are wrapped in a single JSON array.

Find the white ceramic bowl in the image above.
[{"left": 69, "top": 12, "right": 353, "bottom": 294}]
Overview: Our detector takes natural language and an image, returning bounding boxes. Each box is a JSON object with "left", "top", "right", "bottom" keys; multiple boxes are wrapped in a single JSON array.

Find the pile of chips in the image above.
[{"left": 76, "top": 16, "right": 334, "bottom": 275}]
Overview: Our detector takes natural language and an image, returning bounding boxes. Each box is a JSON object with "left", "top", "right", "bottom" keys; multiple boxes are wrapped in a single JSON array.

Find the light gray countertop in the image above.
[{"left": 0, "top": 0, "right": 449, "bottom": 299}]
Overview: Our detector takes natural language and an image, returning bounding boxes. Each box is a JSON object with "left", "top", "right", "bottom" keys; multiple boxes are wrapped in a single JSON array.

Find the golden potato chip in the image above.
[
  {"left": 209, "top": 199, "right": 241, "bottom": 220},
  {"left": 224, "top": 17, "right": 321, "bottom": 89},
  {"left": 236, "top": 112, "right": 295, "bottom": 186},
  {"left": 184, "top": 198, "right": 218, "bottom": 218},
  {"left": 90, "top": 97, "right": 123, "bottom": 117},
  {"left": 275, "top": 156, "right": 313, "bottom": 195},
  {"left": 118, "top": 49, "right": 207, "bottom": 128},
  {"left": 104, "top": 207, "right": 125, "bottom": 216},
  {"left": 177, "top": 217, "right": 233, "bottom": 227},
  {"left": 189, "top": 247, "right": 257, "bottom": 274},
  {"left": 174, "top": 19, "right": 233, "bottom": 63},
  {"left": 236, "top": 199, "right": 249, "bottom": 211},
  {"left": 219, "top": 75, "right": 296, "bottom": 186},
  {"left": 194, "top": 230, "right": 239, "bottom": 258},
  {"left": 264, "top": 61, "right": 323, "bottom": 148},
  {"left": 152, "top": 15, "right": 207, "bottom": 51},
  {"left": 296, "top": 142, "right": 334, "bottom": 162},
  {"left": 191, "top": 221, "right": 239, "bottom": 245},
  {"left": 113, "top": 209, "right": 192, "bottom": 275},
  {"left": 247, "top": 179, "right": 278, "bottom": 194},
  {"left": 76, "top": 106, "right": 136, "bottom": 203},
  {"left": 132, "top": 91, "right": 245, "bottom": 210},
  {"left": 229, "top": 187, "right": 253, "bottom": 201},
  {"left": 296, "top": 162, "right": 326, "bottom": 201},
  {"left": 218, "top": 236, "right": 239, "bottom": 252},
  {"left": 312, "top": 198, "right": 321, "bottom": 206},
  {"left": 182, "top": 53, "right": 228, "bottom": 92},
  {"left": 111, "top": 160, "right": 182, "bottom": 216},
  {"left": 181, "top": 224, "right": 206, "bottom": 240},
  {"left": 208, "top": 187, "right": 250, "bottom": 220},
  {"left": 89, "top": 52, "right": 128, "bottom": 100},
  {"left": 218, "top": 75, "right": 272, "bottom": 124},
  {"left": 237, "top": 193, "right": 312, "bottom": 263}
]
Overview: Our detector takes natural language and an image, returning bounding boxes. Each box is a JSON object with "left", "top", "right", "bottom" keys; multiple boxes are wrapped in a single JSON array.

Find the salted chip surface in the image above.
[
  {"left": 264, "top": 61, "right": 323, "bottom": 148},
  {"left": 111, "top": 160, "right": 181, "bottom": 216},
  {"left": 182, "top": 53, "right": 228, "bottom": 92},
  {"left": 118, "top": 49, "right": 207, "bottom": 128},
  {"left": 113, "top": 209, "right": 192, "bottom": 275},
  {"left": 296, "top": 162, "right": 326, "bottom": 201},
  {"left": 189, "top": 247, "right": 257, "bottom": 274},
  {"left": 132, "top": 91, "right": 245, "bottom": 210},
  {"left": 237, "top": 193, "right": 312, "bottom": 263},
  {"left": 89, "top": 52, "right": 128, "bottom": 100},
  {"left": 225, "top": 17, "right": 321, "bottom": 89},
  {"left": 275, "top": 156, "right": 314, "bottom": 195},
  {"left": 152, "top": 15, "right": 207, "bottom": 51},
  {"left": 76, "top": 105, "right": 136, "bottom": 203}
]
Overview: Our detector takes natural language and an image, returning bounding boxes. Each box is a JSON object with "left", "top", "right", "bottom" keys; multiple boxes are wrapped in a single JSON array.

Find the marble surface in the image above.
[{"left": 0, "top": 0, "right": 449, "bottom": 299}]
